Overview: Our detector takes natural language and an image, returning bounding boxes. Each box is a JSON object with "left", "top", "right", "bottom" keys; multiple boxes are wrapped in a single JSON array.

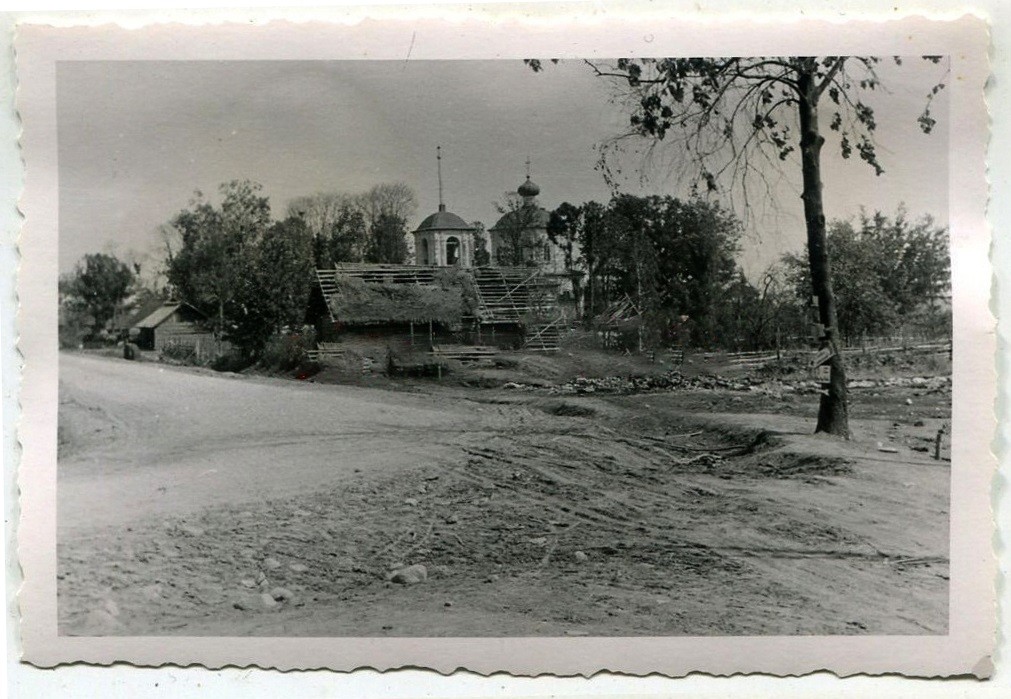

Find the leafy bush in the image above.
[
  {"left": 58, "top": 318, "right": 89, "bottom": 349},
  {"left": 260, "top": 327, "right": 318, "bottom": 371},
  {"left": 782, "top": 211, "right": 950, "bottom": 342},
  {"left": 293, "top": 361, "right": 323, "bottom": 380},
  {"left": 159, "top": 340, "right": 202, "bottom": 365},
  {"left": 435, "top": 267, "right": 479, "bottom": 316},
  {"left": 211, "top": 350, "right": 255, "bottom": 373}
]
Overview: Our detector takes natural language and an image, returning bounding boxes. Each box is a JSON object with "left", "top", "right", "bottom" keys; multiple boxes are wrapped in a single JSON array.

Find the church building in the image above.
[
  {"left": 488, "top": 163, "right": 573, "bottom": 279},
  {"left": 410, "top": 150, "right": 579, "bottom": 294},
  {"left": 315, "top": 150, "right": 572, "bottom": 356},
  {"left": 412, "top": 147, "right": 476, "bottom": 267}
]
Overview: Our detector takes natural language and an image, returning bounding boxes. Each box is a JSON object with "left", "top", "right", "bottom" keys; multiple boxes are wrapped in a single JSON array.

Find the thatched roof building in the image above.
[{"left": 327, "top": 276, "right": 466, "bottom": 326}]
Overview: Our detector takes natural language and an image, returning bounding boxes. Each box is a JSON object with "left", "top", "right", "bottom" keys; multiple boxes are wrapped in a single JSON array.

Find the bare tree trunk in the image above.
[
  {"left": 797, "top": 67, "right": 849, "bottom": 437},
  {"left": 585, "top": 227, "right": 595, "bottom": 323},
  {"left": 635, "top": 242, "right": 644, "bottom": 354},
  {"left": 570, "top": 273, "right": 584, "bottom": 318}
]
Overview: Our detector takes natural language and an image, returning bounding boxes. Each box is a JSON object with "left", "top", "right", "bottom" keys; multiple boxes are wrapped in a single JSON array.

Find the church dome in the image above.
[
  {"left": 518, "top": 178, "right": 540, "bottom": 198},
  {"left": 489, "top": 206, "right": 550, "bottom": 233},
  {"left": 414, "top": 206, "right": 475, "bottom": 233}
]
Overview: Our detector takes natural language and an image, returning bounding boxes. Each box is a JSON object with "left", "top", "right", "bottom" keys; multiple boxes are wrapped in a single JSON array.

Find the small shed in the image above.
[
  {"left": 131, "top": 302, "right": 212, "bottom": 351},
  {"left": 114, "top": 297, "right": 165, "bottom": 336}
]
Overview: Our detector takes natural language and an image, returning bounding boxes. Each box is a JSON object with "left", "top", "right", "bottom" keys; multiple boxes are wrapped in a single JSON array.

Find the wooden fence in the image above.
[
  {"left": 158, "top": 336, "right": 230, "bottom": 364},
  {"left": 692, "top": 339, "right": 952, "bottom": 370},
  {"left": 305, "top": 342, "right": 345, "bottom": 362}
]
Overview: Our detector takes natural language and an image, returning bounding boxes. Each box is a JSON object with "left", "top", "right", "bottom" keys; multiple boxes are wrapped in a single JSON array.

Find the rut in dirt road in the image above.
[{"left": 57, "top": 353, "right": 948, "bottom": 637}]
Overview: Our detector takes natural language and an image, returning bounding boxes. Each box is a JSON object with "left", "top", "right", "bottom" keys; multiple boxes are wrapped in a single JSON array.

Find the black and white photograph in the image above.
[
  {"left": 12, "top": 14, "right": 993, "bottom": 678},
  {"left": 53, "top": 54, "right": 957, "bottom": 638}
]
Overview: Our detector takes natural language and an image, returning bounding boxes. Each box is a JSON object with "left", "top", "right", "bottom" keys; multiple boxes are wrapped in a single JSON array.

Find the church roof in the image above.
[
  {"left": 489, "top": 206, "right": 550, "bottom": 232},
  {"left": 518, "top": 177, "right": 540, "bottom": 197},
  {"left": 414, "top": 207, "right": 475, "bottom": 233}
]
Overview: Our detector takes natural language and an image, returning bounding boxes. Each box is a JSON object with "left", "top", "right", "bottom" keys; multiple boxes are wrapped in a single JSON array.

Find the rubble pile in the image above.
[
  {"left": 505, "top": 371, "right": 754, "bottom": 395},
  {"left": 501, "top": 371, "right": 952, "bottom": 396},
  {"left": 849, "top": 376, "right": 951, "bottom": 391}
]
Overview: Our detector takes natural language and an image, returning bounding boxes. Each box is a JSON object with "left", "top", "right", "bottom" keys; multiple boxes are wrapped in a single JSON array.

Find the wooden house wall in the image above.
[
  {"left": 152, "top": 311, "right": 219, "bottom": 353},
  {"left": 460, "top": 324, "right": 525, "bottom": 350},
  {"left": 337, "top": 324, "right": 457, "bottom": 358},
  {"left": 331, "top": 322, "right": 526, "bottom": 360}
]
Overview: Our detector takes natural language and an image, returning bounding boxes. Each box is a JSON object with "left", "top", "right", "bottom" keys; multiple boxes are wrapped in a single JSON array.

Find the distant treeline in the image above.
[
  {"left": 58, "top": 178, "right": 950, "bottom": 363},
  {"left": 546, "top": 197, "right": 950, "bottom": 351}
]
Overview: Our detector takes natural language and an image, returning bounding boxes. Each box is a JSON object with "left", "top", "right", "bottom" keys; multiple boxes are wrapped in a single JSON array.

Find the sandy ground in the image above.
[{"left": 57, "top": 352, "right": 950, "bottom": 637}]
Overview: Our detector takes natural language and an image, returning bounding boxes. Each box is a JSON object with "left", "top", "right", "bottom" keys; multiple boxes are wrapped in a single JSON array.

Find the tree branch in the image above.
[{"left": 814, "top": 57, "right": 848, "bottom": 100}]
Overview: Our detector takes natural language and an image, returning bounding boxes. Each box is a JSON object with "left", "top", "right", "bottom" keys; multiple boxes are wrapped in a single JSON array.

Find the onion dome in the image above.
[{"left": 518, "top": 178, "right": 540, "bottom": 198}]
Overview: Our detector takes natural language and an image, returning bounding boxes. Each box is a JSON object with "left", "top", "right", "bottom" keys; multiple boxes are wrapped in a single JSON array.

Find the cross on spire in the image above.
[
  {"left": 525, "top": 156, "right": 531, "bottom": 180},
  {"left": 436, "top": 146, "right": 445, "bottom": 211}
]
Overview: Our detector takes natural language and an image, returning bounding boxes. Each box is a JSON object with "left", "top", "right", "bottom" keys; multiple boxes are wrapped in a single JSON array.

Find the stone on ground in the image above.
[
  {"left": 270, "top": 587, "right": 295, "bottom": 602},
  {"left": 389, "top": 564, "right": 428, "bottom": 584}
]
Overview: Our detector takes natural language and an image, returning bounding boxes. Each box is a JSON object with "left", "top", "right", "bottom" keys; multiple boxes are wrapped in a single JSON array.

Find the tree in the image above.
[
  {"left": 288, "top": 192, "right": 368, "bottom": 266},
  {"left": 714, "top": 265, "right": 805, "bottom": 351},
  {"left": 652, "top": 197, "right": 741, "bottom": 346},
  {"left": 753, "top": 264, "right": 807, "bottom": 351},
  {"left": 530, "top": 56, "right": 945, "bottom": 437},
  {"left": 603, "top": 194, "right": 741, "bottom": 349},
  {"left": 472, "top": 221, "right": 491, "bottom": 267},
  {"left": 167, "top": 180, "right": 272, "bottom": 334},
  {"left": 292, "top": 184, "right": 417, "bottom": 267},
  {"left": 357, "top": 182, "right": 418, "bottom": 231},
  {"left": 854, "top": 209, "right": 950, "bottom": 317},
  {"left": 605, "top": 196, "right": 662, "bottom": 351},
  {"left": 230, "top": 215, "right": 315, "bottom": 356},
  {"left": 547, "top": 202, "right": 586, "bottom": 312},
  {"left": 366, "top": 212, "right": 410, "bottom": 264},
  {"left": 782, "top": 209, "right": 950, "bottom": 342},
  {"left": 60, "top": 252, "right": 134, "bottom": 340},
  {"left": 493, "top": 192, "right": 546, "bottom": 267},
  {"left": 358, "top": 182, "right": 417, "bottom": 259},
  {"left": 573, "top": 201, "right": 609, "bottom": 317}
]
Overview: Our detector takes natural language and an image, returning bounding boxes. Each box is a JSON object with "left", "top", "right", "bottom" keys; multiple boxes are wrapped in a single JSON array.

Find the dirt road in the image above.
[
  {"left": 59, "top": 353, "right": 494, "bottom": 532},
  {"left": 58, "top": 353, "right": 950, "bottom": 637}
]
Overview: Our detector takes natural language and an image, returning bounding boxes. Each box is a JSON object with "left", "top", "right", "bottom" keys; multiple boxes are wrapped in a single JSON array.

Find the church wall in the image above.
[{"left": 413, "top": 229, "right": 474, "bottom": 267}]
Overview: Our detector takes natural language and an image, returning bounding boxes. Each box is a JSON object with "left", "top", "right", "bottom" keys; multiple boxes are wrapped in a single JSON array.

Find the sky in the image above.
[{"left": 56, "top": 58, "right": 949, "bottom": 278}]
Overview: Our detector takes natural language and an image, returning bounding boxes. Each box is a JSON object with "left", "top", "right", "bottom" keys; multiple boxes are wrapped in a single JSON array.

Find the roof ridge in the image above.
[{"left": 414, "top": 209, "right": 476, "bottom": 233}]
